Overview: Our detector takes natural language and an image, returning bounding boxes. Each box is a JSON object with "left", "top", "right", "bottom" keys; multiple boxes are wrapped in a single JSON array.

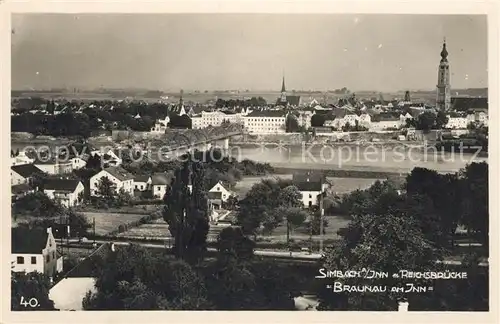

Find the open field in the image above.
[
  {"left": 117, "top": 214, "right": 351, "bottom": 246},
  {"left": 82, "top": 212, "right": 146, "bottom": 235},
  {"left": 76, "top": 204, "right": 161, "bottom": 215},
  {"left": 260, "top": 215, "right": 352, "bottom": 242},
  {"left": 12, "top": 215, "right": 61, "bottom": 227},
  {"left": 117, "top": 218, "right": 232, "bottom": 242},
  {"left": 234, "top": 176, "right": 382, "bottom": 198},
  {"left": 117, "top": 218, "right": 170, "bottom": 239}
]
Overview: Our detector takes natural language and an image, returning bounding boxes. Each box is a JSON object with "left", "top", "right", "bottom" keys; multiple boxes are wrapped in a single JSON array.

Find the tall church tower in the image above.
[
  {"left": 280, "top": 74, "right": 287, "bottom": 104},
  {"left": 436, "top": 39, "right": 451, "bottom": 111}
]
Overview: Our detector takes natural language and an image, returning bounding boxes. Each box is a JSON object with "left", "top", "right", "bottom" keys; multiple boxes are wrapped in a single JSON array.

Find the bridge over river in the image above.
[{"left": 92, "top": 124, "right": 242, "bottom": 160}]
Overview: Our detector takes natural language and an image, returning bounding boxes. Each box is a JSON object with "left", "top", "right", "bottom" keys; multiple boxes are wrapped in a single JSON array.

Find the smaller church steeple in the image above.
[
  {"left": 177, "top": 89, "right": 186, "bottom": 116},
  {"left": 440, "top": 38, "right": 448, "bottom": 62},
  {"left": 279, "top": 73, "right": 287, "bottom": 104}
]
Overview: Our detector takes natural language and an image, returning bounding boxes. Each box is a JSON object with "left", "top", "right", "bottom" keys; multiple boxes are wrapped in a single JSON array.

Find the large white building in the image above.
[
  {"left": 243, "top": 110, "right": 287, "bottom": 134},
  {"left": 191, "top": 110, "right": 245, "bottom": 129},
  {"left": 11, "top": 227, "right": 63, "bottom": 278},
  {"left": 323, "top": 110, "right": 372, "bottom": 130},
  {"left": 369, "top": 114, "right": 403, "bottom": 131}
]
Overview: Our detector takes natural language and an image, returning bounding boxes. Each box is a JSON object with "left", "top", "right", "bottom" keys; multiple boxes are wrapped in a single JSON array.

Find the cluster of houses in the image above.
[
  {"left": 10, "top": 163, "right": 331, "bottom": 311},
  {"left": 147, "top": 91, "right": 488, "bottom": 135},
  {"left": 10, "top": 154, "right": 239, "bottom": 214}
]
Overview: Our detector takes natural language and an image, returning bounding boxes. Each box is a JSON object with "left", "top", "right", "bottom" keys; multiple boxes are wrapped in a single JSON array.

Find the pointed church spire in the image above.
[
  {"left": 281, "top": 73, "right": 286, "bottom": 93},
  {"left": 440, "top": 38, "right": 448, "bottom": 62}
]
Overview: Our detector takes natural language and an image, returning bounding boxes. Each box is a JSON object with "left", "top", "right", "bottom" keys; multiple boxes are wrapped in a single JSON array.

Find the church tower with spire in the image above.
[
  {"left": 279, "top": 74, "right": 287, "bottom": 104},
  {"left": 178, "top": 89, "right": 186, "bottom": 116},
  {"left": 436, "top": 39, "right": 451, "bottom": 111}
]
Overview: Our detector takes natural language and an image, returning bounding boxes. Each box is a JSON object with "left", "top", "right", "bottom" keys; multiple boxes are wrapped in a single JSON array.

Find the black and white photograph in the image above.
[{"left": 5, "top": 3, "right": 494, "bottom": 318}]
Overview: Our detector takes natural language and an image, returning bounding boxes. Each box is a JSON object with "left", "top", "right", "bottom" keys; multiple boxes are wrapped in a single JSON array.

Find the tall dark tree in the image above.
[
  {"left": 435, "top": 110, "right": 449, "bottom": 129},
  {"left": 163, "top": 159, "right": 209, "bottom": 263},
  {"left": 311, "top": 114, "right": 326, "bottom": 127},
  {"left": 405, "top": 168, "right": 463, "bottom": 249},
  {"left": 96, "top": 176, "right": 116, "bottom": 200},
  {"left": 285, "top": 114, "right": 300, "bottom": 132},
  {"left": 459, "top": 162, "right": 488, "bottom": 250},
  {"left": 85, "top": 154, "right": 102, "bottom": 170}
]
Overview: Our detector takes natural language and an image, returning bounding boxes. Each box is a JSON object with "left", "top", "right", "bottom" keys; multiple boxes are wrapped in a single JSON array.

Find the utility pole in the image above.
[
  {"left": 286, "top": 217, "right": 291, "bottom": 256},
  {"left": 66, "top": 219, "right": 70, "bottom": 257},
  {"left": 309, "top": 212, "right": 313, "bottom": 254},
  {"left": 319, "top": 194, "right": 324, "bottom": 254}
]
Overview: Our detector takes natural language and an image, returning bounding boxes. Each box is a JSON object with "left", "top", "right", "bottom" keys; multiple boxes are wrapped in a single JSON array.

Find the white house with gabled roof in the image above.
[
  {"left": 209, "top": 181, "right": 234, "bottom": 202},
  {"left": 11, "top": 227, "right": 63, "bottom": 277},
  {"left": 90, "top": 167, "right": 134, "bottom": 196}
]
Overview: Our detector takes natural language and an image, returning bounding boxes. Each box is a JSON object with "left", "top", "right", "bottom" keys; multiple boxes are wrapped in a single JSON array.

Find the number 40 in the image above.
[{"left": 20, "top": 296, "right": 39, "bottom": 308}]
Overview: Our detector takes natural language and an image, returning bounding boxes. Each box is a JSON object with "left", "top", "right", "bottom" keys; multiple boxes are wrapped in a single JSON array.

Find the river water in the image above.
[
  {"left": 11, "top": 141, "right": 487, "bottom": 174},
  {"left": 230, "top": 144, "right": 487, "bottom": 174}
]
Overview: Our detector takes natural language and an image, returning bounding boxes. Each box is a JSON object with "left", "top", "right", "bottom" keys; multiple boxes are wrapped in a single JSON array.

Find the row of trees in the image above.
[
  {"left": 11, "top": 100, "right": 199, "bottom": 137},
  {"left": 215, "top": 97, "right": 267, "bottom": 108},
  {"left": 81, "top": 240, "right": 300, "bottom": 310},
  {"left": 334, "top": 163, "right": 488, "bottom": 249}
]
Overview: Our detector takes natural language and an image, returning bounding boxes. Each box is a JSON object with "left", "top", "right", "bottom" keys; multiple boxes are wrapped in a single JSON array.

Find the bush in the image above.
[{"left": 118, "top": 225, "right": 125, "bottom": 233}]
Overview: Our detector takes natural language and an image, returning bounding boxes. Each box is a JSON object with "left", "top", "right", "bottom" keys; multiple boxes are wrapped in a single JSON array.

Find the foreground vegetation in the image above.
[{"left": 12, "top": 155, "right": 488, "bottom": 310}]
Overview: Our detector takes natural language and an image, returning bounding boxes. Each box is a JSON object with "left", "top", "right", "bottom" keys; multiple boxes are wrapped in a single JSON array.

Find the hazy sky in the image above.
[{"left": 12, "top": 14, "right": 487, "bottom": 92}]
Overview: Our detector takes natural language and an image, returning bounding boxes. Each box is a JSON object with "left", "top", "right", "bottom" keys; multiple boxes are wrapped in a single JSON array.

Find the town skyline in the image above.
[{"left": 12, "top": 14, "right": 487, "bottom": 92}]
